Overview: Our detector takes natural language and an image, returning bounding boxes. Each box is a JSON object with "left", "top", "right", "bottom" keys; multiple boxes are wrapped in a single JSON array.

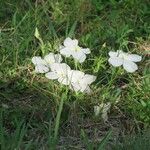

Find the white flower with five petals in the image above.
[
  {"left": 32, "top": 56, "right": 49, "bottom": 73},
  {"left": 32, "top": 53, "right": 62, "bottom": 73},
  {"left": 108, "top": 50, "right": 142, "bottom": 73},
  {"left": 68, "top": 70, "right": 96, "bottom": 93},
  {"left": 45, "top": 63, "right": 71, "bottom": 85},
  {"left": 60, "top": 37, "right": 90, "bottom": 63}
]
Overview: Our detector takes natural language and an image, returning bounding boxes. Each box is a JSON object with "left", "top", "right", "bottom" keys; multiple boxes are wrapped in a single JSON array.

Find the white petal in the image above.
[
  {"left": 50, "top": 63, "right": 71, "bottom": 81},
  {"left": 78, "top": 54, "right": 86, "bottom": 63},
  {"left": 69, "top": 70, "right": 84, "bottom": 83},
  {"left": 72, "top": 51, "right": 86, "bottom": 63},
  {"left": 64, "top": 37, "right": 73, "bottom": 47},
  {"left": 108, "top": 57, "right": 123, "bottom": 67},
  {"left": 35, "top": 65, "right": 49, "bottom": 73},
  {"left": 50, "top": 63, "right": 67, "bottom": 73},
  {"left": 44, "top": 53, "right": 62, "bottom": 65},
  {"left": 72, "top": 81, "right": 88, "bottom": 92},
  {"left": 61, "top": 63, "right": 71, "bottom": 71},
  {"left": 126, "top": 54, "right": 142, "bottom": 62},
  {"left": 32, "top": 56, "right": 46, "bottom": 65},
  {"left": 80, "top": 83, "right": 88, "bottom": 92},
  {"left": 60, "top": 47, "right": 71, "bottom": 57},
  {"left": 58, "top": 77, "right": 70, "bottom": 85},
  {"left": 82, "top": 74, "right": 96, "bottom": 85},
  {"left": 71, "top": 82, "right": 81, "bottom": 92},
  {"left": 44, "top": 53, "right": 55, "bottom": 64},
  {"left": 72, "top": 39, "right": 78, "bottom": 47},
  {"left": 64, "top": 37, "right": 72, "bottom": 47},
  {"left": 54, "top": 54, "right": 63, "bottom": 63},
  {"left": 50, "top": 63, "right": 61, "bottom": 70},
  {"left": 117, "top": 50, "right": 124, "bottom": 55},
  {"left": 108, "top": 51, "right": 118, "bottom": 57},
  {"left": 70, "top": 81, "right": 88, "bottom": 93},
  {"left": 64, "top": 37, "right": 78, "bottom": 47},
  {"left": 123, "top": 60, "right": 138, "bottom": 73},
  {"left": 84, "top": 85, "right": 92, "bottom": 94},
  {"left": 45, "top": 72, "right": 58, "bottom": 79},
  {"left": 82, "top": 48, "right": 91, "bottom": 54}
]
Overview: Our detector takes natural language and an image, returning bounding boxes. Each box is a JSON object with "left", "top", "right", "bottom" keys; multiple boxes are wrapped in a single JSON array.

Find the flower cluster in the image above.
[
  {"left": 32, "top": 37, "right": 96, "bottom": 93},
  {"left": 32, "top": 37, "right": 142, "bottom": 93}
]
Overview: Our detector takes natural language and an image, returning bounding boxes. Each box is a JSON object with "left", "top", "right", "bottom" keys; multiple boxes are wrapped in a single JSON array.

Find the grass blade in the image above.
[
  {"left": 81, "top": 129, "right": 93, "bottom": 150},
  {"left": 97, "top": 129, "right": 112, "bottom": 150},
  {"left": 54, "top": 93, "right": 66, "bottom": 139},
  {"left": 68, "top": 21, "right": 77, "bottom": 38},
  {"left": 0, "top": 110, "right": 5, "bottom": 150}
]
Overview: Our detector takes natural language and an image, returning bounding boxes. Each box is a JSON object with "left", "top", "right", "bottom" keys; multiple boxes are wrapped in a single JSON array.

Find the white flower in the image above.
[
  {"left": 69, "top": 70, "right": 96, "bottom": 93},
  {"left": 46, "top": 64, "right": 96, "bottom": 92},
  {"left": 60, "top": 37, "right": 90, "bottom": 63},
  {"left": 94, "top": 102, "right": 111, "bottom": 122},
  {"left": 44, "top": 53, "right": 62, "bottom": 66},
  {"left": 108, "top": 50, "right": 142, "bottom": 73},
  {"left": 45, "top": 63, "right": 72, "bottom": 85},
  {"left": 32, "top": 53, "right": 62, "bottom": 73},
  {"left": 32, "top": 56, "right": 49, "bottom": 73}
]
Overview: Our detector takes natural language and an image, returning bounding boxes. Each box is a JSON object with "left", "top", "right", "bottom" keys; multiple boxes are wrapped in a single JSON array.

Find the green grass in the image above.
[
  {"left": 0, "top": 0, "right": 150, "bottom": 149},
  {"left": 111, "top": 130, "right": 150, "bottom": 150}
]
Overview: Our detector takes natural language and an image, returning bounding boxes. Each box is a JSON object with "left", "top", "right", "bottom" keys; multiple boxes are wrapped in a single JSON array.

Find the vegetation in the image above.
[{"left": 0, "top": 0, "right": 149, "bottom": 149}]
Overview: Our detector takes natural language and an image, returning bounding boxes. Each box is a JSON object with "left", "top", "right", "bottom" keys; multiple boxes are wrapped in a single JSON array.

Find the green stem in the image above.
[
  {"left": 75, "top": 60, "right": 78, "bottom": 70},
  {"left": 54, "top": 93, "right": 66, "bottom": 140}
]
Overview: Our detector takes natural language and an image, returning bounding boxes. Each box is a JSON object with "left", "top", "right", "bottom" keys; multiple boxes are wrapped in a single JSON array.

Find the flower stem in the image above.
[{"left": 54, "top": 93, "right": 66, "bottom": 140}]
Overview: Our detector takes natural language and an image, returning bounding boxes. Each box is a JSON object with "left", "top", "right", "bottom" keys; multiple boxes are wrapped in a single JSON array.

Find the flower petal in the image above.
[
  {"left": 123, "top": 60, "right": 138, "bottom": 73},
  {"left": 44, "top": 53, "right": 55, "bottom": 64},
  {"left": 60, "top": 63, "right": 71, "bottom": 71},
  {"left": 63, "top": 37, "right": 78, "bottom": 46},
  {"left": 60, "top": 47, "right": 71, "bottom": 57},
  {"left": 54, "top": 54, "right": 63, "bottom": 63},
  {"left": 80, "top": 83, "right": 88, "bottom": 92},
  {"left": 82, "top": 74, "right": 96, "bottom": 85},
  {"left": 58, "top": 77, "right": 71, "bottom": 85},
  {"left": 70, "top": 81, "right": 88, "bottom": 93},
  {"left": 126, "top": 54, "right": 142, "bottom": 62},
  {"left": 45, "top": 72, "right": 58, "bottom": 79},
  {"left": 69, "top": 70, "right": 84, "bottom": 83},
  {"left": 108, "top": 51, "right": 118, "bottom": 57},
  {"left": 72, "top": 39, "right": 78, "bottom": 47},
  {"left": 82, "top": 48, "right": 91, "bottom": 54},
  {"left": 44, "top": 53, "right": 62, "bottom": 65},
  {"left": 50, "top": 63, "right": 61, "bottom": 72},
  {"left": 108, "top": 57, "right": 123, "bottom": 67},
  {"left": 50, "top": 63, "right": 70, "bottom": 73},
  {"left": 50, "top": 63, "right": 71, "bottom": 82},
  {"left": 32, "top": 56, "right": 46, "bottom": 65},
  {"left": 70, "top": 82, "right": 80, "bottom": 92},
  {"left": 84, "top": 85, "right": 92, "bottom": 94},
  {"left": 35, "top": 65, "right": 49, "bottom": 73},
  {"left": 72, "top": 51, "right": 86, "bottom": 63},
  {"left": 64, "top": 37, "right": 72, "bottom": 47}
]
